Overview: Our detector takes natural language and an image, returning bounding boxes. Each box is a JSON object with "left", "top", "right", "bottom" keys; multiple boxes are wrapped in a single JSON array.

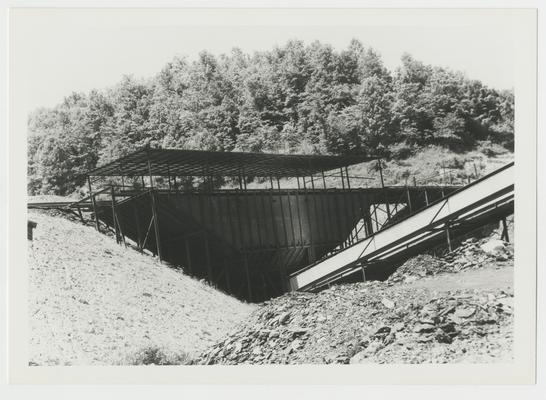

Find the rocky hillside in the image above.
[
  {"left": 198, "top": 231, "right": 513, "bottom": 365},
  {"left": 28, "top": 210, "right": 255, "bottom": 366}
]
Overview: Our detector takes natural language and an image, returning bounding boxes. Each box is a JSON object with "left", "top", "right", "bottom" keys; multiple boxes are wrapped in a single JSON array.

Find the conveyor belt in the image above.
[{"left": 289, "top": 162, "right": 514, "bottom": 292}]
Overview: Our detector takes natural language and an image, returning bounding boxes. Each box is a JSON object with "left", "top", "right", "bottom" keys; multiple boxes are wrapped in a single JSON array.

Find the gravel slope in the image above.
[{"left": 28, "top": 210, "right": 255, "bottom": 366}]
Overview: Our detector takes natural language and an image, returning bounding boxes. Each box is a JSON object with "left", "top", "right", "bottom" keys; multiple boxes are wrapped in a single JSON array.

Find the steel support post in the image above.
[
  {"left": 244, "top": 256, "right": 252, "bottom": 302},
  {"left": 224, "top": 259, "right": 231, "bottom": 293},
  {"left": 87, "top": 176, "right": 100, "bottom": 232},
  {"left": 285, "top": 191, "right": 297, "bottom": 246},
  {"left": 445, "top": 222, "right": 452, "bottom": 252},
  {"left": 76, "top": 205, "right": 84, "bottom": 223},
  {"left": 406, "top": 187, "right": 413, "bottom": 214},
  {"left": 111, "top": 186, "right": 120, "bottom": 244},
  {"left": 150, "top": 190, "right": 162, "bottom": 262},
  {"left": 321, "top": 170, "right": 326, "bottom": 189},
  {"left": 115, "top": 214, "right": 128, "bottom": 248},
  {"left": 147, "top": 159, "right": 154, "bottom": 188},
  {"left": 364, "top": 204, "right": 374, "bottom": 235},
  {"left": 378, "top": 159, "right": 391, "bottom": 220},
  {"left": 277, "top": 177, "right": 289, "bottom": 248},
  {"left": 204, "top": 236, "right": 213, "bottom": 283},
  {"left": 133, "top": 205, "right": 143, "bottom": 251},
  {"left": 501, "top": 218, "right": 510, "bottom": 242},
  {"left": 184, "top": 238, "right": 193, "bottom": 274},
  {"left": 167, "top": 165, "right": 172, "bottom": 192}
]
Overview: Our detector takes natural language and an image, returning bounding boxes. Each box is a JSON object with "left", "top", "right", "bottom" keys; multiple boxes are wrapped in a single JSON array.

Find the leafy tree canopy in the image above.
[{"left": 27, "top": 40, "right": 514, "bottom": 195}]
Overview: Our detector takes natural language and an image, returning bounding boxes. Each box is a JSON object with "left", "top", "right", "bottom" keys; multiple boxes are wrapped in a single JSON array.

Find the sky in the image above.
[{"left": 12, "top": 8, "right": 518, "bottom": 114}]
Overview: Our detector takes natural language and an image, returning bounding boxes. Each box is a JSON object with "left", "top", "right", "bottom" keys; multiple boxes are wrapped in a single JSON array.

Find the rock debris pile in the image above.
[
  {"left": 198, "top": 282, "right": 513, "bottom": 365},
  {"left": 387, "top": 238, "right": 513, "bottom": 284},
  {"left": 198, "top": 232, "right": 514, "bottom": 365}
]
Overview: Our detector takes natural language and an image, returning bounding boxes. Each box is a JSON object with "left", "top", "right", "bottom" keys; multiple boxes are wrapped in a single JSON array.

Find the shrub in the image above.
[
  {"left": 128, "top": 346, "right": 193, "bottom": 365},
  {"left": 389, "top": 142, "right": 415, "bottom": 159},
  {"left": 443, "top": 155, "right": 465, "bottom": 169},
  {"left": 476, "top": 140, "right": 508, "bottom": 157}
]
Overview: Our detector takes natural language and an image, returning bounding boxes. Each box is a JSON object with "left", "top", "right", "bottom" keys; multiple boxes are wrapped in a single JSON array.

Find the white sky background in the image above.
[{"left": 13, "top": 8, "right": 517, "bottom": 115}]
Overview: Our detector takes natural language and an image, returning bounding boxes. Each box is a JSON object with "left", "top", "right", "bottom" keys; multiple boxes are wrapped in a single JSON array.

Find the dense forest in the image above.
[{"left": 27, "top": 39, "right": 514, "bottom": 196}]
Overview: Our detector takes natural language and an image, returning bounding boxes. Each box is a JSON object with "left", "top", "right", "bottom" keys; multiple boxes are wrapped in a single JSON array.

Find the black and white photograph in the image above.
[{"left": 5, "top": 5, "right": 539, "bottom": 386}]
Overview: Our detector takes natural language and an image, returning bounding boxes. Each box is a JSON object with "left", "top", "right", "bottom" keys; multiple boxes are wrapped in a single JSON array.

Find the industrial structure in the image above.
[{"left": 28, "top": 148, "right": 513, "bottom": 302}]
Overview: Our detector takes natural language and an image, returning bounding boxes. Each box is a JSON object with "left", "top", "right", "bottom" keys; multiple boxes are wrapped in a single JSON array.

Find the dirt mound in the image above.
[
  {"left": 197, "top": 280, "right": 513, "bottom": 365},
  {"left": 28, "top": 210, "right": 255, "bottom": 366}
]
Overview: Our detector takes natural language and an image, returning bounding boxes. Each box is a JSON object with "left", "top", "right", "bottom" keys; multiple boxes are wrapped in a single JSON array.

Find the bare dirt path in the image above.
[{"left": 407, "top": 263, "right": 513, "bottom": 293}]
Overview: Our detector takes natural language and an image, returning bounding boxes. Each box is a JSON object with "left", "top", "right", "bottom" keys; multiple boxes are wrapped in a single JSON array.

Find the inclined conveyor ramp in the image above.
[{"left": 289, "top": 162, "right": 514, "bottom": 292}]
